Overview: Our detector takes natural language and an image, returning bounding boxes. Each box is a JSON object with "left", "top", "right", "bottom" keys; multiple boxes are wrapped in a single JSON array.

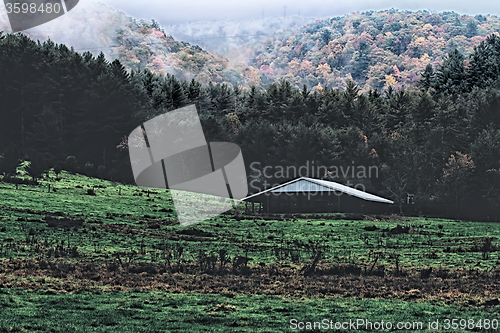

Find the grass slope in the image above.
[{"left": 0, "top": 171, "right": 499, "bottom": 332}]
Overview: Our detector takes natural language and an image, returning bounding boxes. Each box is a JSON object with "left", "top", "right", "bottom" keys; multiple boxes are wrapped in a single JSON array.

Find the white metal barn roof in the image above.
[{"left": 244, "top": 177, "right": 394, "bottom": 204}]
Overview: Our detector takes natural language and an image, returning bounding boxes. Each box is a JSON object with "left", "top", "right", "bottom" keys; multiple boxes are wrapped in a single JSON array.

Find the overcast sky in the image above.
[{"left": 99, "top": 0, "right": 500, "bottom": 25}]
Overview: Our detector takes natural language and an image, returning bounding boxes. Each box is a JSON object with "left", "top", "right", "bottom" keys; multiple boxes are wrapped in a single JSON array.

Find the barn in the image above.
[{"left": 243, "top": 177, "right": 394, "bottom": 214}]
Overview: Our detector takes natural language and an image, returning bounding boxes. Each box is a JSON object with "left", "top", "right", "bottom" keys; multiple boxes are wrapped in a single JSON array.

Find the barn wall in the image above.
[{"left": 255, "top": 192, "right": 392, "bottom": 214}]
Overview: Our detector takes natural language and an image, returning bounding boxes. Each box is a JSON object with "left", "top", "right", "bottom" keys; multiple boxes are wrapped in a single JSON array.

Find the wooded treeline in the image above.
[{"left": 1, "top": 32, "right": 500, "bottom": 220}]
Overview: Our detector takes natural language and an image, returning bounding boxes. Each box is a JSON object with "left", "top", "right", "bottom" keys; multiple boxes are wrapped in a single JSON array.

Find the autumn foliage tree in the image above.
[{"left": 439, "top": 152, "right": 476, "bottom": 218}]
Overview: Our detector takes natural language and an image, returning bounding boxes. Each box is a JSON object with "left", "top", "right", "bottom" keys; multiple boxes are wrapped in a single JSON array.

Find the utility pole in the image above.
[{"left": 283, "top": 6, "right": 287, "bottom": 18}]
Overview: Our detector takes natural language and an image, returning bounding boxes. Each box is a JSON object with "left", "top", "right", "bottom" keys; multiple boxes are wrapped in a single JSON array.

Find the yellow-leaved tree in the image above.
[
  {"left": 440, "top": 152, "right": 476, "bottom": 219},
  {"left": 384, "top": 74, "right": 397, "bottom": 90}
]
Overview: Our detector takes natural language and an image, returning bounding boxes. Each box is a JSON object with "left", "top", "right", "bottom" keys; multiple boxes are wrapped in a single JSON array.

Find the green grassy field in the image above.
[
  {"left": 1, "top": 289, "right": 498, "bottom": 333},
  {"left": 0, "top": 171, "right": 499, "bottom": 332}
]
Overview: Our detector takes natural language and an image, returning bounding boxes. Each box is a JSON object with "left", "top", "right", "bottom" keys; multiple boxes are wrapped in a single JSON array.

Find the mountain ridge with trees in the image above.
[{"left": 3, "top": 5, "right": 500, "bottom": 91}]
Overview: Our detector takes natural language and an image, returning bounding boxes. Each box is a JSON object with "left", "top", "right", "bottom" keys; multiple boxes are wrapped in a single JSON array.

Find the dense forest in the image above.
[
  {"left": 96, "top": 9, "right": 500, "bottom": 91},
  {"left": 83, "top": 8, "right": 500, "bottom": 91},
  {"left": 6, "top": 5, "right": 500, "bottom": 92},
  {"left": 236, "top": 10, "right": 500, "bottom": 91},
  {"left": 1, "top": 28, "right": 500, "bottom": 220}
]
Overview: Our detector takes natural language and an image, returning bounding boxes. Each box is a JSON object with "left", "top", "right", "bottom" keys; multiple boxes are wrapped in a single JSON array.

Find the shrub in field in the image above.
[
  {"left": 232, "top": 256, "right": 252, "bottom": 271},
  {"left": 26, "top": 155, "right": 49, "bottom": 182},
  {"left": 128, "top": 262, "right": 159, "bottom": 275},
  {"left": 84, "top": 162, "right": 95, "bottom": 176},
  {"left": 65, "top": 156, "right": 79, "bottom": 173},
  {"left": 420, "top": 267, "right": 432, "bottom": 279},
  {"left": 0, "top": 176, "right": 36, "bottom": 185},
  {"left": 53, "top": 162, "right": 63, "bottom": 177}
]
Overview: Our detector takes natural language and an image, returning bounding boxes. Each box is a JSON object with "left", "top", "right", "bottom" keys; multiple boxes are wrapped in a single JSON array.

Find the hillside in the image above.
[
  {"left": 0, "top": 2, "right": 229, "bottom": 83},
  {"left": 4, "top": 4, "right": 500, "bottom": 90},
  {"left": 236, "top": 10, "right": 500, "bottom": 91}
]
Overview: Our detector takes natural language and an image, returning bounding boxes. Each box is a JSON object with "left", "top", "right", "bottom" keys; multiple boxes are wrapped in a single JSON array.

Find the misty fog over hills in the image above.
[
  {"left": 2, "top": 1, "right": 500, "bottom": 91},
  {"left": 165, "top": 16, "right": 317, "bottom": 54}
]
